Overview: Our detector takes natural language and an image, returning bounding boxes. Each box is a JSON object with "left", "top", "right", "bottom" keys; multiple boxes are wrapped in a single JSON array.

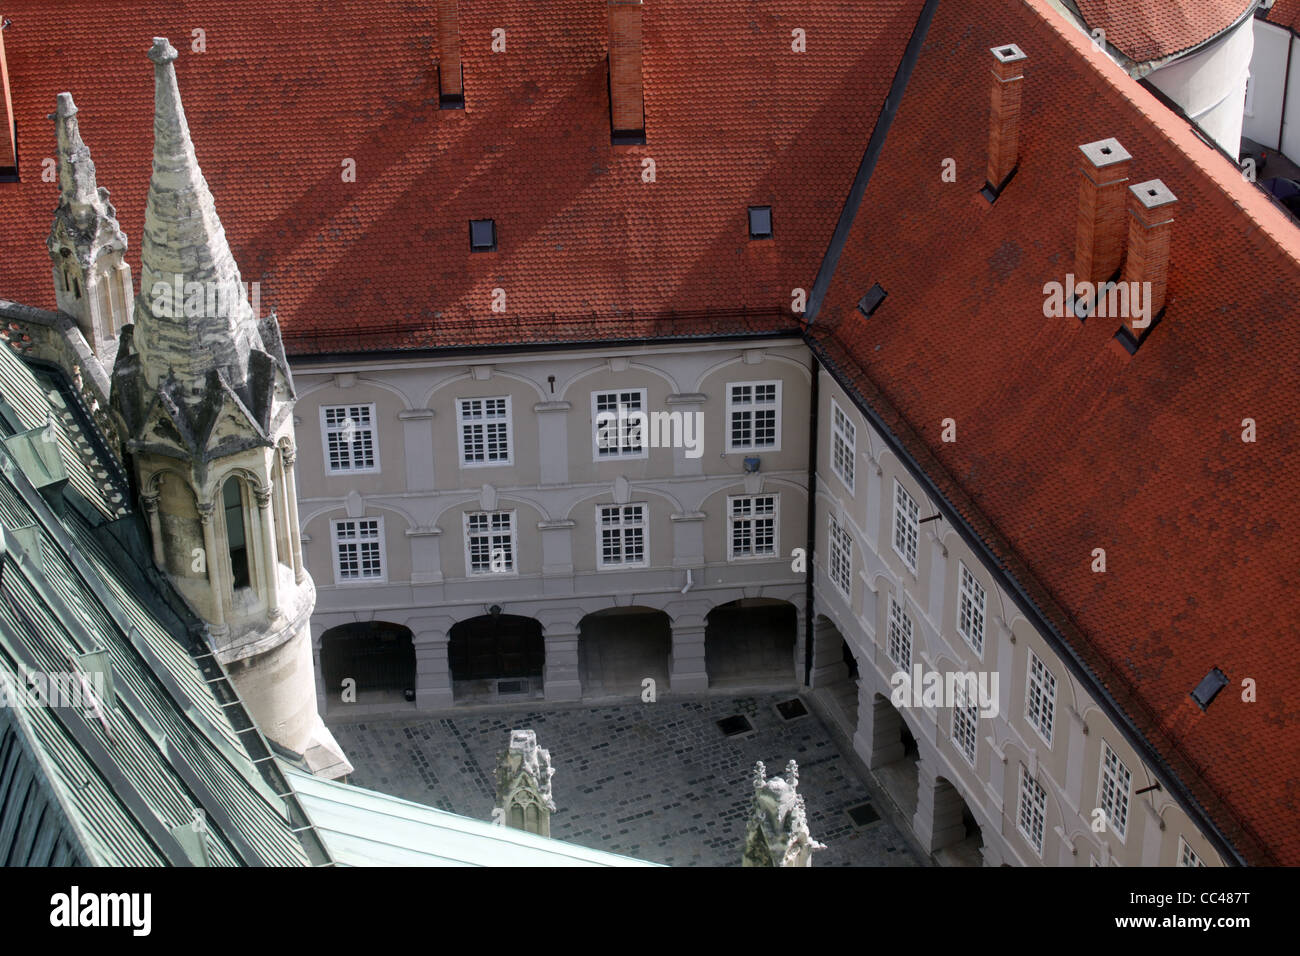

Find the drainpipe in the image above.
[
  {"left": 680, "top": 567, "right": 693, "bottom": 594},
  {"left": 803, "top": 352, "right": 820, "bottom": 686}
]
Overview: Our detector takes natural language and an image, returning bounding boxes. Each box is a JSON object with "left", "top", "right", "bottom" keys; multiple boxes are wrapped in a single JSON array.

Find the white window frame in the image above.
[
  {"left": 951, "top": 682, "right": 979, "bottom": 766},
  {"left": 464, "top": 510, "right": 517, "bottom": 576},
  {"left": 892, "top": 479, "right": 920, "bottom": 572},
  {"left": 956, "top": 562, "right": 986, "bottom": 657},
  {"left": 725, "top": 380, "right": 782, "bottom": 453},
  {"left": 1097, "top": 741, "right": 1132, "bottom": 842},
  {"left": 1018, "top": 765, "right": 1048, "bottom": 857},
  {"left": 1025, "top": 648, "right": 1057, "bottom": 747},
  {"left": 887, "top": 595, "right": 913, "bottom": 670},
  {"left": 591, "top": 388, "right": 649, "bottom": 461},
  {"left": 828, "top": 516, "right": 853, "bottom": 601},
  {"left": 596, "top": 503, "right": 649, "bottom": 569},
  {"left": 457, "top": 396, "right": 513, "bottom": 467},
  {"left": 830, "top": 399, "right": 855, "bottom": 493},
  {"left": 320, "top": 403, "right": 379, "bottom": 474},
  {"left": 1178, "top": 837, "right": 1205, "bottom": 868},
  {"left": 330, "top": 517, "right": 386, "bottom": 584},
  {"left": 728, "top": 494, "right": 779, "bottom": 560}
]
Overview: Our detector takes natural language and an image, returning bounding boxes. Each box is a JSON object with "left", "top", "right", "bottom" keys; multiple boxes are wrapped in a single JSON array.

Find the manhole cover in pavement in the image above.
[
  {"left": 717, "top": 714, "right": 754, "bottom": 737},
  {"left": 775, "top": 698, "right": 808, "bottom": 721},
  {"left": 846, "top": 801, "right": 881, "bottom": 828}
]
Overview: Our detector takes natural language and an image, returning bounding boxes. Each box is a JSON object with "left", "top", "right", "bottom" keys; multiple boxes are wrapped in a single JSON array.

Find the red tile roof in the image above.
[
  {"left": 1073, "top": 0, "right": 1253, "bottom": 63},
  {"left": 0, "top": 0, "right": 925, "bottom": 355},
  {"left": 1266, "top": 0, "right": 1300, "bottom": 32},
  {"left": 813, "top": 0, "right": 1300, "bottom": 864}
]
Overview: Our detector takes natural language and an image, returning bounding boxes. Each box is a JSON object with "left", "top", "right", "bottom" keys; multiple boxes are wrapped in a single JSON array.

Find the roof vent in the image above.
[
  {"left": 748, "top": 206, "right": 773, "bottom": 240},
  {"left": 3, "top": 421, "right": 68, "bottom": 502},
  {"left": 857, "top": 284, "right": 887, "bottom": 318},
  {"left": 982, "top": 44, "right": 1027, "bottom": 202},
  {"left": 469, "top": 219, "right": 497, "bottom": 252},
  {"left": 437, "top": 0, "right": 465, "bottom": 108},
  {"left": 0, "top": 14, "right": 17, "bottom": 178},
  {"left": 1190, "top": 666, "right": 1228, "bottom": 711},
  {"left": 608, "top": 0, "right": 646, "bottom": 144}
]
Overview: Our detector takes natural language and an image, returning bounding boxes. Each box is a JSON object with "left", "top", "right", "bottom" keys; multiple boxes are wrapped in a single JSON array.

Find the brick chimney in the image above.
[
  {"left": 0, "top": 17, "right": 17, "bottom": 172},
  {"left": 437, "top": 0, "right": 463, "bottom": 107},
  {"left": 984, "top": 44, "right": 1027, "bottom": 200},
  {"left": 608, "top": 0, "right": 645, "bottom": 142},
  {"left": 1120, "top": 179, "right": 1177, "bottom": 343},
  {"left": 1074, "top": 138, "right": 1132, "bottom": 313}
]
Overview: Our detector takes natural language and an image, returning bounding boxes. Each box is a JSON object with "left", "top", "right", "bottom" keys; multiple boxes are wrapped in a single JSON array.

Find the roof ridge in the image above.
[{"left": 1025, "top": 0, "right": 1300, "bottom": 270}]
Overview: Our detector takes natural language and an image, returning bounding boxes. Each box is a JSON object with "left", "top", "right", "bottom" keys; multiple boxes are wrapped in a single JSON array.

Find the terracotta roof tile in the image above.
[
  {"left": 1266, "top": 0, "right": 1300, "bottom": 33},
  {"left": 0, "top": 0, "right": 925, "bottom": 354},
  {"left": 814, "top": 0, "right": 1300, "bottom": 865},
  {"left": 1074, "top": 0, "right": 1253, "bottom": 62}
]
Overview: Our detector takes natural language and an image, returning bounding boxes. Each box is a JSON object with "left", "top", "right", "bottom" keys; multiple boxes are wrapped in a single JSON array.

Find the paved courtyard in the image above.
[{"left": 329, "top": 692, "right": 928, "bottom": 867}]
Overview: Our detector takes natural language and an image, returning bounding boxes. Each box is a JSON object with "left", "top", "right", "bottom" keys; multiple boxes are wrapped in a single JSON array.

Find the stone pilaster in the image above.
[
  {"left": 853, "top": 686, "right": 905, "bottom": 769},
  {"left": 669, "top": 622, "right": 709, "bottom": 692},
  {"left": 543, "top": 628, "right": 582, "bottom": 701},
  {"left": 913, "top": 757, "right": 968, "bottom": 852}
]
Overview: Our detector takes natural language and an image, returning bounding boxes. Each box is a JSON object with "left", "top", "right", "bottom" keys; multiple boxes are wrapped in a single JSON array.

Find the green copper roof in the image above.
[
  {"left": 284, "top": 766, "right": 659, "bottom": 867},
  {"left": 0, "top": 345, "right": 331, "bottom": 867}
]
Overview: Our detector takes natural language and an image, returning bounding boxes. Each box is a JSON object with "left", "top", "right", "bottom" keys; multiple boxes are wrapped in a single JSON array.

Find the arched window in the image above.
[{"left": 222, "top": 477, "right": 251, "bottom": 590}]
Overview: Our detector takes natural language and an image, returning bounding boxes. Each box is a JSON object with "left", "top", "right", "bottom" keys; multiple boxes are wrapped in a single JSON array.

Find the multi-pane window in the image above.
[
  {"left": 727, "top": 382, "right": 780, "bottom": 451},
  {"left": 729, "top": 495, "right": 778, "bottom": 559},
  {"left": 830, "top": 401, "right": 855, "bottom": 492},
  {"left": 1018, "top": 765, "right": 1048, "bottom": 855},
  {"left": 952, "top": 683, "right": 979, "bottom": 765},
  {"left": 458, "top": 397, "right": 512, "bottom": 466},
  {"left": 592, "top": 389, "right": 647, "bottom": 459},
  {"left": 1026, "top": 649, "right": 1057, "bottom": 746},
  {"left": 1098, "top": 742, "right": 1133, "bottom": 840},
  {"left": 332, "top": 518, "right": 384, "bottom": 582},
  {"left": 322, "top": 404, "right": 377, "bottom": 473},
  {"left": 465, "top": 511, "right": 516, "bottom": 574},
  {"left": 887, "top": 595, "right": 913, "bottom": 670},
  {"left": 598, "top": 504, "right": 647, "bottom": 568},
  {"left": 892, "top": 480, "right": 920, "bottom": 571},
  {"left": 957, "top": 562, "right": 986, "bottom": 656},
  {"left": 1178, "top": 838, "right": 1205, "bottom": 868},
  {"left": 828, "top": 517, "right": 853, "bottom": 599}
]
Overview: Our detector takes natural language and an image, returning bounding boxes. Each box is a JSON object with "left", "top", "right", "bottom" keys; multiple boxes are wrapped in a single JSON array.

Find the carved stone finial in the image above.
[
  {"left": 742, "top": 757, "right": 826, "bottom": 867},
  {"left": 147, "top": 36, "right": 178, "bottom": 64},
  {"left": 494, "top": 729, "right": 556, "bottom": 837}
]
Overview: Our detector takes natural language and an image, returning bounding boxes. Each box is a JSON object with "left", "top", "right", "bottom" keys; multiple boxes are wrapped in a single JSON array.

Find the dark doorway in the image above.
[
  {"left": 320, "top": 621, "right": 415, "bottom": 708},
  {"left": 578, "top": 607, "right": 671, "bottom": 698},
  {"left": 449, "top": 613, "right": 545, "bottom": 700},
  {"left": 842, "top": 638, "right": 859, "bottom": 680},
  {"left": 704, "top": 598, "right": 798, "bottom": 688}
]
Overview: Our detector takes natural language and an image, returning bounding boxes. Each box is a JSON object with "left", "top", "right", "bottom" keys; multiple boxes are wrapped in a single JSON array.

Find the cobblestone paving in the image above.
[{"left": 330, "top": 693, "right": 926, "bottom": 867}]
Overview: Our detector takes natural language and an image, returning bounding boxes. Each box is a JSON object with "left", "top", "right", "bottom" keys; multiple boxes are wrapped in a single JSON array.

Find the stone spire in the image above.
[
  {"left": 132, "top": 36, "right": 261, "bottom": 397},
  {"left": 47, "top": 92, "right": 132, "bottom": 364},
  {"left": 108, "top": 40, "right": 348, "bottom": 780},
  {"left": 494, "top": 729, "right": 556, "bottom": 836},
  {"left": 742, "top": 760, "right": 825, "bottom": 867}
]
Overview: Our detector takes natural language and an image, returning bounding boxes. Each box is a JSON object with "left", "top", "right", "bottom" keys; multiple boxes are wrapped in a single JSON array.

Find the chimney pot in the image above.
[
  {"left": 438, "top": 0, "right": 463, "bottom": 105},
  {"left": 1074, "top": 138, "right": 1132, "bottom": 313},
  {"left": 609, "top": 0, "right": 645, "bottom": 141},
  {"left": 1121, "top": 178, "right": 1177, "bottom": 340},
  {"left": 985, "top": 44, "right": 1027, "bottom": 198}
]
